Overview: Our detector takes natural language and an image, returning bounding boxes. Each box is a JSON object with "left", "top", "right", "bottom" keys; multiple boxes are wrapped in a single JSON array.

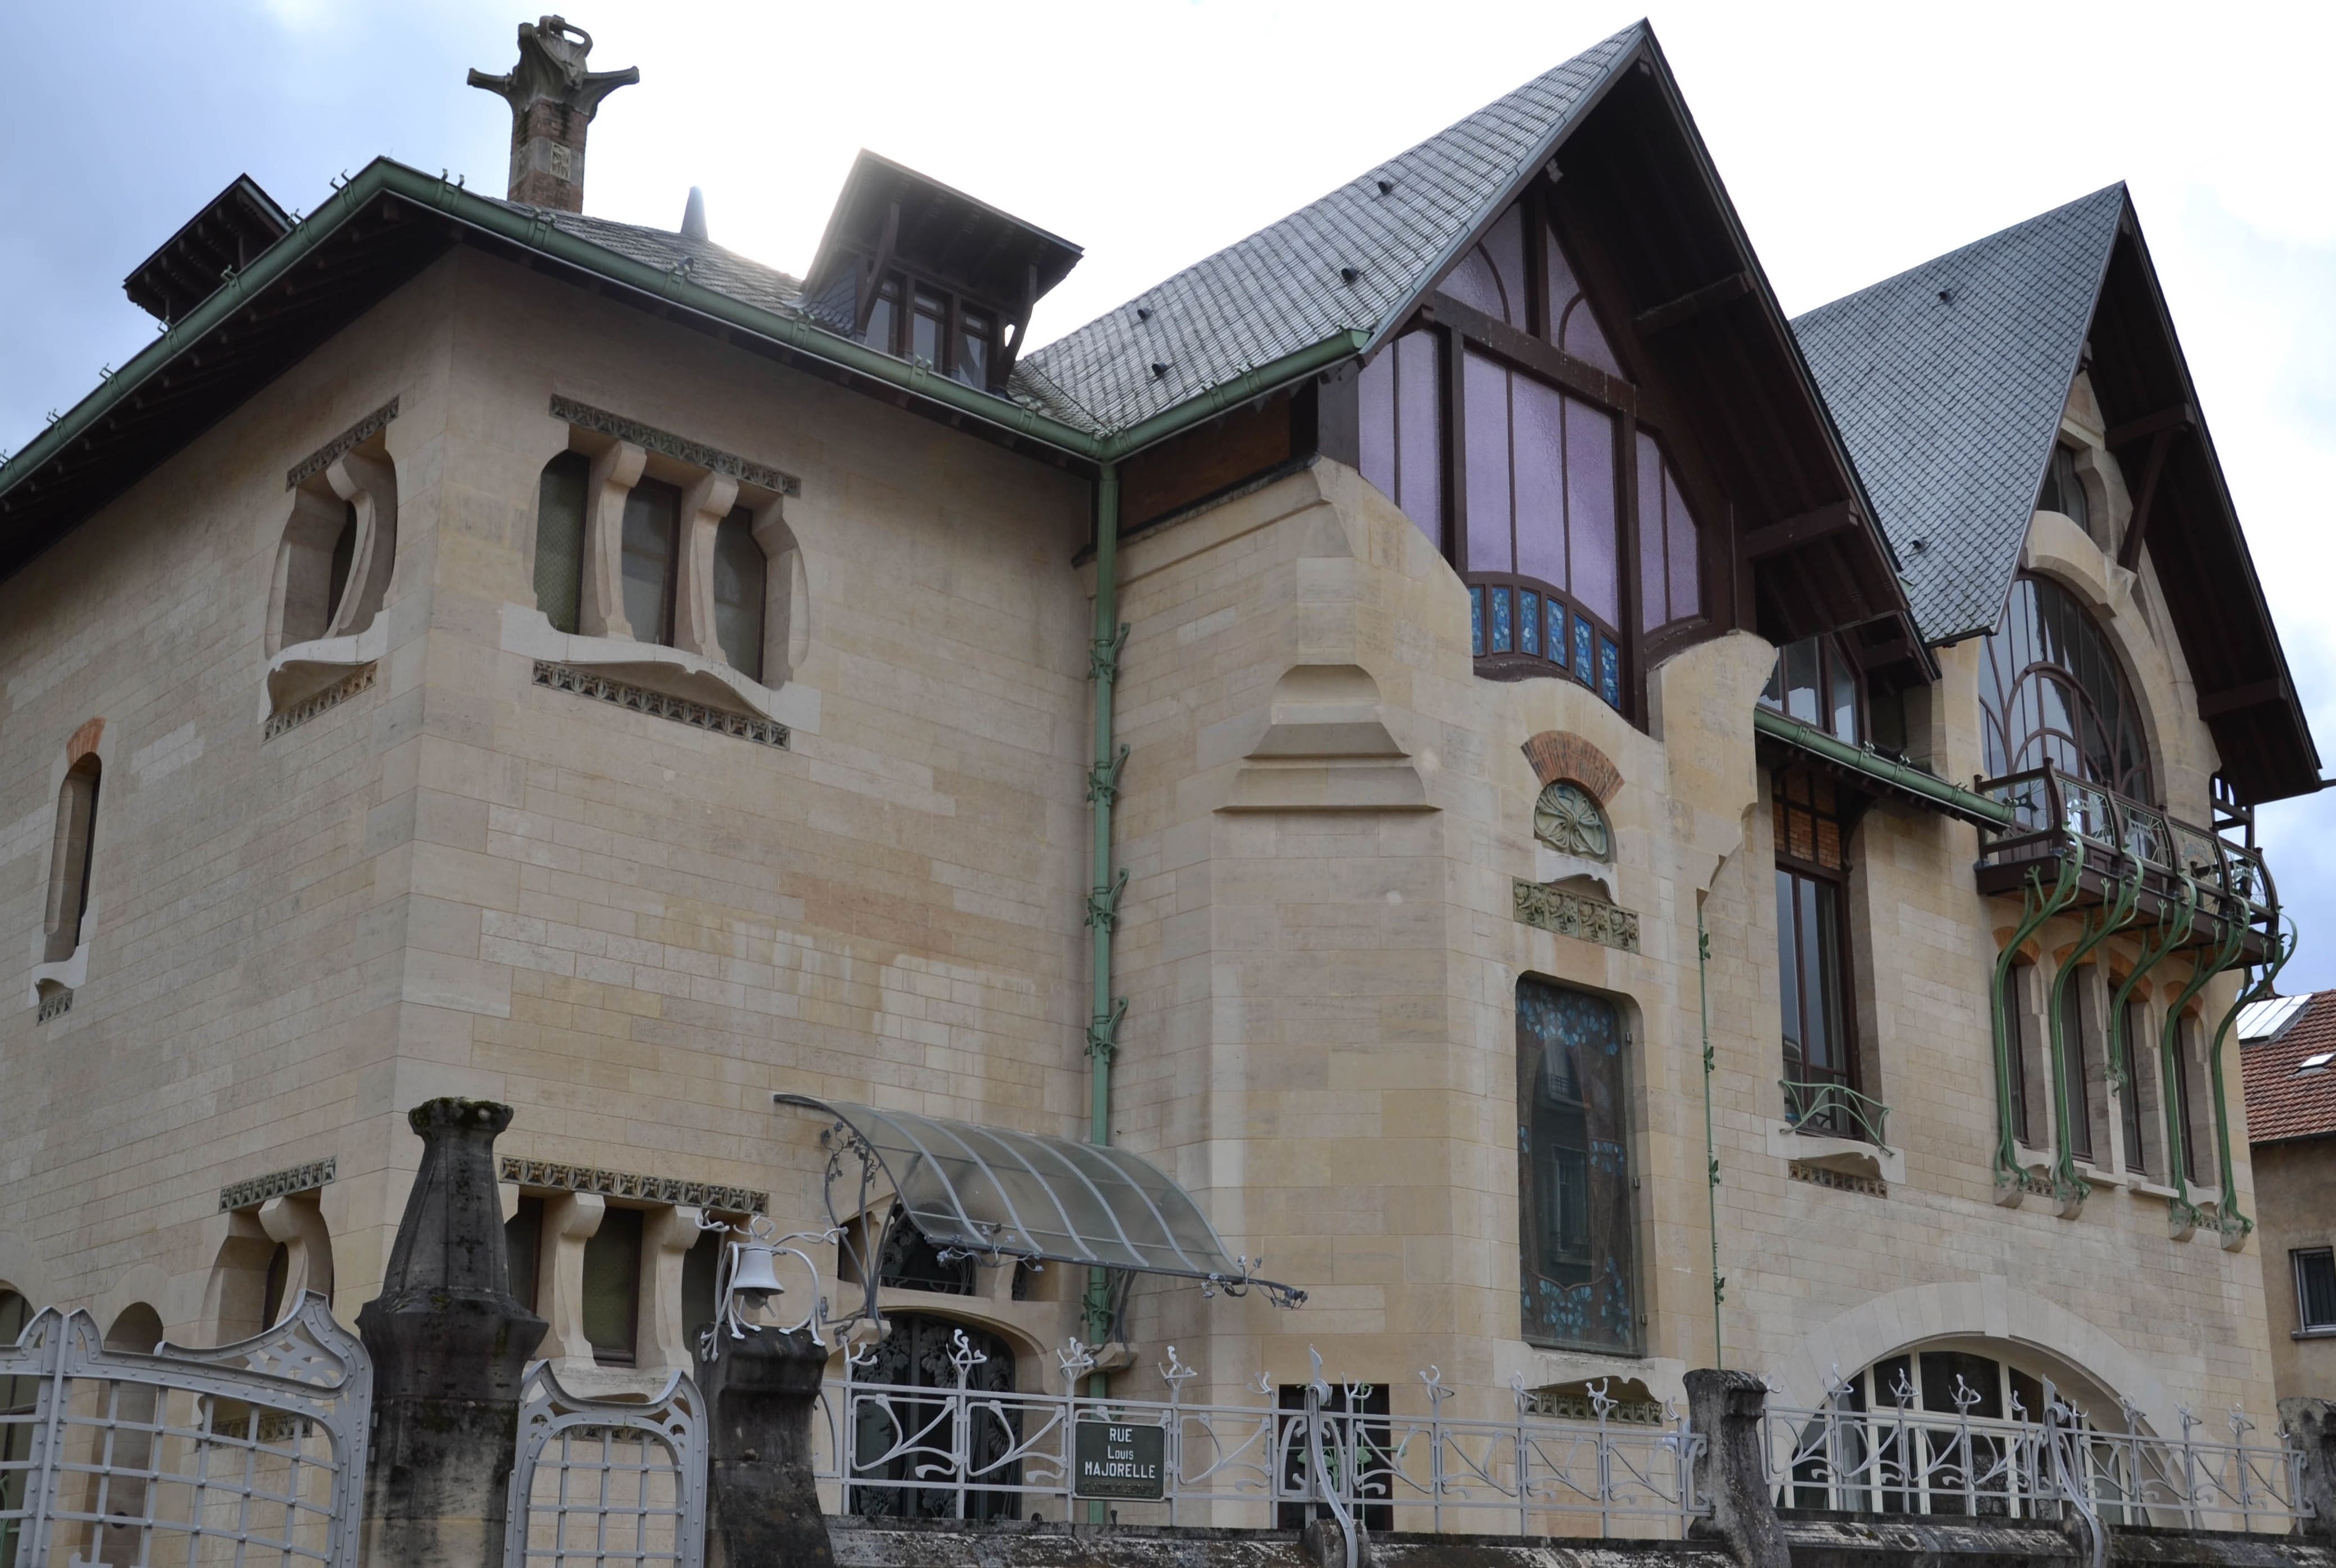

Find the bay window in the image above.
[{"left": 1353, "top": 195, "right": 1707, "bottom": 718}]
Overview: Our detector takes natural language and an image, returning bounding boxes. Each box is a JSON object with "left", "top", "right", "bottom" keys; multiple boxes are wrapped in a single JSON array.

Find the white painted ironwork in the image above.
[
  {"left": 0, "top": 1291, "right": 370, "bottom": 1568},
  {"left": 504, "top": 1361, "right": 708, "bottom": 1568},
  {"left": 809, "top": 1340, "right": 1705, "bottom": 1538},
  {"left": 1764, "top": 1382, "right": 2310, "bottom": 1534}
]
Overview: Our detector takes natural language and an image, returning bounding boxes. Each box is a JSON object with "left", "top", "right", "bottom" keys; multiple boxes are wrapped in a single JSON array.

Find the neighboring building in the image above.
[
  {"left": 2243, "top": 991, "right": 2336, "bottom": 1404},
  {"left": 0, "top": 13, "right": 2319, "bottom": 1515}
]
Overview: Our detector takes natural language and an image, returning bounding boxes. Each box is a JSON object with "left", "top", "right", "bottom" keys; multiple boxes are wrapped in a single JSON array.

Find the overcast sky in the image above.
[{"left": 4, "top": 0, "right": 2333, "bottom": 987}]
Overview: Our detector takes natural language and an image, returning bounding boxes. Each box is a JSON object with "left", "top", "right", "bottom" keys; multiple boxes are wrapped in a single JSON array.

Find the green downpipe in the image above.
[
  {"left": 2206, "top": 917, "right": 2294, "bottom": 1244},
  {"left": 1084, "top": 462, "right": 1127, "bottom": 1360},
  {"left": 1696, "top": 904, "right": 1723, "bottom": 1368},
  {"left": 1991, "top": 853, "right": 2083, "bottom": 1195},
  {"left": 2043, "top": 863, "right": 2142, "bottom": 1207},
  {"left": 2105, "top": 879, "right": 2197, "bottom": 1106}
]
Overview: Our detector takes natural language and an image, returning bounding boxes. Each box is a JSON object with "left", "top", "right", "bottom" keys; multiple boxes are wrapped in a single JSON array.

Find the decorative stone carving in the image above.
[
  {"left": 1512, "top": 878, "right": 1639, "bottom": 952},
  {"left": 499, "top": 1153, "right": 767, "bottom": 1215},
  {"left": 1533, "top": 781, "right": 1610, "bottom": 859},
  {"left": 532, "top": 662, "right": 790, "bottom": 748},
  {"left": 263, "top": 664, "right": 375, "bottom": 741},
  {"left": 550, "top": 397, "right": 800, "bottom": 496},
  {"left": 285, "top": 398, "right": 398, "bottom": 489},
  {"left": 219, "top": 1157, "right": 337, "bottom": 1212},
  {"left": 1789, "top": 1160, "right": 1888, "bottom": 1199}
]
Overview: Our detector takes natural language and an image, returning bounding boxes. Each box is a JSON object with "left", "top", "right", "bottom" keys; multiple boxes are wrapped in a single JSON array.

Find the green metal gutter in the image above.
[{"left": 1752, "top": 707, "right": 2016, "bottom": 829}]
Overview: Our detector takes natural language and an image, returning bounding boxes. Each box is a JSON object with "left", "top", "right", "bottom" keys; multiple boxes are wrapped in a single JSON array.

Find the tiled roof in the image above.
[
  {"left": 1020, "top": 24, "right": 1645, "bottom": 434},
  {"left": 1789, "top": 186, "right": 2127, "bottom": 643},
  {"left": 2242, "top": 990, "right": 2336, "bottom": 1144},
  {"left": 485, "top": 199, "right": 809, "bottom": 318}
]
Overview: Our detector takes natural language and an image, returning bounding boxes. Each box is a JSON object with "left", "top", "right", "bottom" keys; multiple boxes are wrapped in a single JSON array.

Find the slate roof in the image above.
[
  {"left": 2242, "top": 990, "right": 2336, "bottom": 1144},
  {"left": 1018, "top": 24, "right": 1644, "bottom": 434},
  {"left": 484, "top": 199, "right": 809, "bottom": 318},
  {"left": 1791, "top": 186, "right": 2127, "bottom": 643}
]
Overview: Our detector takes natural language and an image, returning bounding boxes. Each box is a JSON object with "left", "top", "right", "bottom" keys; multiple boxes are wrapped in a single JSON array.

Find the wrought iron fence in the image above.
[
  {"left": 0, "top": 1293, "right": 371, "bottom": 1568},
  {"left": 504, "top": 1361, "right": 708, "bottom": 1568},
  {"left": 1764, "top": 1383, "right": 2309, "bottom": 1535},
  {"left": 810, "top": 1334, "right": 1706, "bottom": 1540}
]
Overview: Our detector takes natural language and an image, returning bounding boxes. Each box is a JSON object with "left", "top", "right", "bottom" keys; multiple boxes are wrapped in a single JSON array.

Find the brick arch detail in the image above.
[
  {"left": 1520, "top": 731, "right": 1622, "bottom": 803},
  {"left": 66, "top": 717, "right": 104, "bottom": 765}
]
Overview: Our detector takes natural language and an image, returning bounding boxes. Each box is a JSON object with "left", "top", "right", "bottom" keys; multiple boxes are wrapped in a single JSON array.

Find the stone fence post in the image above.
[
  {"left": 700, "top": 1326, "right": 834, "bottom": 1568},
  {"left": 1685, "top": 1368, "right": 1789, "bottom": 1568},
  {"left": 358, "top": 1100, "right": 548, "bottom": 1568},
  {"left": 2279, "top": 1396, "right": 2336, "bottom": 1543}
]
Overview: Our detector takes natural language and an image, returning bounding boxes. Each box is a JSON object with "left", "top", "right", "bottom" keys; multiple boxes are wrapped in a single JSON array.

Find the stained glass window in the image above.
[
  {"left": 1356, "top": 328, "right": 1444, "bottom": 546},
  {"left": 1635, "top": 432, "right": 1702, "bottom": 631},
  {"left": 1517, "top": 980, "right": 1635, "bottom": 1354},
  {"left": 1979, "top": 574, "right": 2153, "bottom": 801},
  {"left": 1773, "top": 769, "right": 1858, "bottom": 1134}
]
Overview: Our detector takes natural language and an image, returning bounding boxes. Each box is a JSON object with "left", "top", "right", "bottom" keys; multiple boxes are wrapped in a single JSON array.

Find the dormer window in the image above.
[
  {"left": 856, "top": 275, "right": 1002, "bottom": 389},
  {"left": 2037, "top": 442, "right": 2089, "bottom": 534},
  {"left": 1759, "top": 633, "right": 1861, "bottom": 744}
]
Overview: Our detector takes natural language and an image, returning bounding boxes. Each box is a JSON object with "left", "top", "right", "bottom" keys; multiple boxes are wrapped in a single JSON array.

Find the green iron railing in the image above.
[{"left": 1780, "top": 1077, "right": 1892, "bottom": 1153}]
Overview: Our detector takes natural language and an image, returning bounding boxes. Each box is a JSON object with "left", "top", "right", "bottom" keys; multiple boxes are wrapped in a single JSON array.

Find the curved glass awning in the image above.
[{"left": 774, "top": 1094, "right": 1305, "bottom": 1308}]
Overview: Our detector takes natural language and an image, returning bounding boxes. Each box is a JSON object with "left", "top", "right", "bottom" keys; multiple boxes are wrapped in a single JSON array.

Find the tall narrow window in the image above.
[
  {"left": 911, "top": 291, "right": 946, "bottom": 369},
  {"left": 2174, "top": 1014, "right": 2207, "bottom": 1185},
  {"left": 2119, "top": 1000, "right": 2149, "bottom": 1175},
  {"left": 1516, "top": 980, "right": 1635, "bottom": 1354},
  {"left": 682, "top": 1226, "right": 722, "bottom": 1340},
  {"left": 582, "top": 1206, "right": 644, "bottom": 1365},
  {"left": 954, "top": 310, "right": 993, "bottom": 390},
  {"left": 534, "top": 452, "right": 590, "bottom": 634},
  {"left": 504, "top": 1195, "right": 545, "bottom": 1314},
  {"left": 1773, "top": 771, "right": 1858, "bottom": 1135},
  {"left": 2296, "top": 1249, "right": 2336, "bottom": 1332},
  {"left": 1356, "top": 329, "right": 1444, "bottom": 545},
  {"left": 44, "top": 757, "right": 100, "bottom": 964},
  {"left": 860, "top": 278, "right": 899, "bottom": 355},
  {"left": 325, "top": 503, "right": 358, "bottom": 627},
  {"left": 1636, "top": 434, "right": 1702, "bottom": 633},
  {"left": 2007, "top": 962, "right": 2035, "bottom": 1147},
  {"left": 619, "top": 479, "right": 682, "bottom": 646},
  {"left": 2060, "top": 972, "right": 2095, "bottom": 1162},
  {"left": 1759, "top": 634, "right": 1861, "bottom": 744},
  {"left": 713, "top": 505, "right": 767, "bottom": 680},
  {"left": 2037, "top": 442, "right": 2090, "bottom": 535}
]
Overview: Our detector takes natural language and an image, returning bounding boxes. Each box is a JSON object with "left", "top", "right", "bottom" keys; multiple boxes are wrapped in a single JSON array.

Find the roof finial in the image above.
[{"left": 681, "top": 186, "right": 708, "bottom": 241}]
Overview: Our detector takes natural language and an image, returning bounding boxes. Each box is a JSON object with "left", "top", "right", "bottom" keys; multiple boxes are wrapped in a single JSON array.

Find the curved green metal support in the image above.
[
  {"left": 2205, "top": 915, "right": 2296, "bottom": 1247},
  {"left": 1991, "top": 849, "right": 2085, "bottom": 1198},
  {"left": 2160, "top": 912, "right": 2249, "bottom": 1236},
  {"left": 2105, "top": 878, "right": 2197, "bottom": 1099},
  {"left": 2044, "top": 858, "right": 2144, "bottom": 1208}
]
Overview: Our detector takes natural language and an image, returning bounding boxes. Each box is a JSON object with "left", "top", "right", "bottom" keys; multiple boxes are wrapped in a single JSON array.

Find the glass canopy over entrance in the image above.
[{"left": 775, "top": 1094, "right": 1305, "bottom": 1308}]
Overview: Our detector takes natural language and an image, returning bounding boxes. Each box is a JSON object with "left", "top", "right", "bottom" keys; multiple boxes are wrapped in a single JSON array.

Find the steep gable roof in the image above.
[
  {"left": 1022, "top": 24, "right": 1644, "bottom": 432},
  {"left": 2243, "top": 990, "right": 2336, "bottom": 1144},
  {"left": 1791, "top": 187, "right": 2123, "bottom": 643}
]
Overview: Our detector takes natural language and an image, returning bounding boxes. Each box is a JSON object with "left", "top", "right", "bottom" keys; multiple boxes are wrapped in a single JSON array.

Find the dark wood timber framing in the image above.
[{"left": 2083, "top": 202, "right": 2318, "bottom": 802}]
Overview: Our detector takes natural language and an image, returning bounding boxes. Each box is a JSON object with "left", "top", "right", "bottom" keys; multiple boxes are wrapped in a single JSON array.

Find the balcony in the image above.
[{"left": 1974, "top": 764, "right": 2276, "bottom": 965}]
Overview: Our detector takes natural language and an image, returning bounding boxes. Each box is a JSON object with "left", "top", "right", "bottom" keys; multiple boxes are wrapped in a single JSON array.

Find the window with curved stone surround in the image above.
[
  {"left": 1979, "top": 573, "right": 2153, "bottom": 802},
  {"left": 264, "top": 410, "right": 400, "bottom": 729},
  {"left": 1516, "top": 979, "right": 1636, "bottom": 1355}
]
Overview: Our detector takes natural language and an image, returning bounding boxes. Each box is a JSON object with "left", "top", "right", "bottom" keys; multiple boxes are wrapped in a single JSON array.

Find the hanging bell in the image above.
[{"left": 728, "top": 1239, "right": 786, "bottom": 1308}]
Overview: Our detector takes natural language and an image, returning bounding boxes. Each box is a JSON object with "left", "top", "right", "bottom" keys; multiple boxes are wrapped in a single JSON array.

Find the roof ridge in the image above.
[{"left": 1792, "top": 182, "right": 2125, "bottom": 329}]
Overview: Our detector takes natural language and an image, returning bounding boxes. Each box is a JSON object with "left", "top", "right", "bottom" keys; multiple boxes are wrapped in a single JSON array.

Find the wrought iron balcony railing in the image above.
[
  {"left": 1972, "top": 764, "right": 2275, "bottom": 963},
  {"left": 1780, "top": 1078, "right": 1892, "bottom": 1152}
]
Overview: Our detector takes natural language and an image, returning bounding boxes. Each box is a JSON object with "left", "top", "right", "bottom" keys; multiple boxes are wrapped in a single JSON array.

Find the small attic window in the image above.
[
  {"left": 2298, "top": 1052, "right": 2334, "bottom": 1075},
  {"left": 2036, "top": 442, "right": 2089, "bottom": 534}
]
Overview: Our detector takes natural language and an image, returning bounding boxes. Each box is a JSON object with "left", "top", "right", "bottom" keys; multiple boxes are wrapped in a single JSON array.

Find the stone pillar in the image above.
[
  {"left": 1685, "top": 1369, "right": 1789, "bottom": 1568},
  {"left": 2279, "top": 1397, "right": 2336, "bottom": 1542},
  {"left": 465, "top": 16, "right": 639, "bottom": 213},
  {"left": 699, "top": 1328, "right": 833, "bottom": 1568},
  {"left": 358, "top": 1100, "right": 548, "bottom": 1568}
]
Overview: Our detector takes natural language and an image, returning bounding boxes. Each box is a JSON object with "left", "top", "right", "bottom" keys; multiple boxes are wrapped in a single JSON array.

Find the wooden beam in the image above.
[
  {"left": 2105, "top": 403, "right": 2195, "bottom": 450},
  {"left": 1741, "top": 499, "right": 1860, "bottom": 559},
  {"left": 2116, "top": 426, "right": 2172, "bottom": 572},
  {"left": 1424, "top": 291, "right": 1633, "bottom": 414},
  {"left": 1633, "top": 270, "right": 1753, "bottom": 337},
  {"left": 2198, "top": 678, "right": 2288, "bottom": 720},
  {"left": 852, "top": 199, "right": 899, "bottom": 337}
]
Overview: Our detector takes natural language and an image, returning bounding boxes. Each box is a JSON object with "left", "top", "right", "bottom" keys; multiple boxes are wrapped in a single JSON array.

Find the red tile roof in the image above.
[{"left": 2242, "top": 990, "right": 2336, "bottom": 1144}]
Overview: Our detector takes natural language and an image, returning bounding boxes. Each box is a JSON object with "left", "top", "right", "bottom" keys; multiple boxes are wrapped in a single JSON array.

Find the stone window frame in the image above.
[
  {"left": 30, "top": 718, "right": 110, "bottom": 1017},
  {"left": 512, "top": 406, "right": 807, "bottom": 730},
  {"left": 262, "top": 415, "right": 401, "bottom": 725},
  {"left": 500, "top": 1183, "right": 732, "bottom": 1393},
  {"left": 200, "top": 1190, "right": 335, "bottom": 1343}
]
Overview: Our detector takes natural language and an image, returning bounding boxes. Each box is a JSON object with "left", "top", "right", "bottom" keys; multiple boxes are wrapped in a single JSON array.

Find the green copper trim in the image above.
[
  {"left": 1697, "top": 906, "right": 1723, "bottom": 1368},
  {"left": 2206, "top": 916, "right": 2294, "bottom": 1246},
  {"left": 1752, "top": 709, "right": 2016, "bottom": 829},
  {"left": 2160, "top": 913, "right": 2248, "bottom": 1235},
  {"left": 1991, "top": 851, "right": 2083, "bottom": 1197},
  {"left": 2105, "top": 877, "right": 2197, "bottom": 1100},
  {"left": 2043, "top": 858, "right": 2143, "bottom": 1210}
]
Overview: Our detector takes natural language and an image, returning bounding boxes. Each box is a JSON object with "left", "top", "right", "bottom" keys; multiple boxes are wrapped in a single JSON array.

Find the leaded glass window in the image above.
[
  {"left": 1357, "top": 328, "right": 1444, "bottom": 545},
  {"left": 1979, "top": 574, "right": 2152, "bottom": 801},
  {"left": 713, "top": 504, "right": 767, "bottom": 680},
  {"left": 619, "top": 477, "right": 682, "bottom": 646},
  {"left": 1517, "top": 980, "right": 1635, "bottom": 1354},
  {"left": 533, "top": 451, "right": 589, "bottom": 633},
  {"left": 1635, "top": 432, "right": 1701, "bottom": 632},
  {"left": 1773, "top": 770, "right": 1858, "bottom": 1131}
]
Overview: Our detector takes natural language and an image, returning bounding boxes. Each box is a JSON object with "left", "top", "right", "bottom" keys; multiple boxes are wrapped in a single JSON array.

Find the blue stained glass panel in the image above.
[
  {"left": 1470, "top": 587, "right": 1485, "bottom": 657},
  {"left": 1491, "top": 587, "right": 1513, "bottom": 653},
  {"left": 1572, "top": 615, "right": 1594, "bottom": 679},
  {"left": 1549, "top": 603, "right": 1567, "bottom": 669},
  {"left": 1520, "top": 591, "right": 1540, "bottom": 655},
  {"left": 1599, "top": 637, "right": 1621, "bottom": 709}
]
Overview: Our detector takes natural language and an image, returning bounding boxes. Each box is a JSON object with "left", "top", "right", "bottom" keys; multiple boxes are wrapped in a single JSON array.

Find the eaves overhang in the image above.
[
  {"left": 0, "top": 157, "right": 1374, "bottom": 585},
  {"left": 1752, "top": 706, "right": 2014, "bottom": 829}
]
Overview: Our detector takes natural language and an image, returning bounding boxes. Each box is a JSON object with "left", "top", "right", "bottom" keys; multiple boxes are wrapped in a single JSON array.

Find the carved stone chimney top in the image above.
[{"left": 467, "top": 15, "right": 638, "bottom": 213}]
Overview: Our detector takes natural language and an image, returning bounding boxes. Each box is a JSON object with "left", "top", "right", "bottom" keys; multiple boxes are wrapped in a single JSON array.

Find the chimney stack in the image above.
[{"left": 467, "top": 16, "right": 637, "bottom": 212}]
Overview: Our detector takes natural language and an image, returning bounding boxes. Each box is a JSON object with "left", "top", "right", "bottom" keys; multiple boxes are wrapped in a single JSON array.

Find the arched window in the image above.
[
  {"left": 44, "top": 756, "right": 100, "bottom": 964},
  {"left": 90, "top": 1304, "right": 164, "bottom": 1546},
  {"left": 1979, "top": 574, "right": 2152, "bottom": 801},
  {"left": 848, "top": 1314, "right": 1020, "bottom": 1519},
  {"left": 1516, "top": 980, "right": 1635, "bottom": 1354}
]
